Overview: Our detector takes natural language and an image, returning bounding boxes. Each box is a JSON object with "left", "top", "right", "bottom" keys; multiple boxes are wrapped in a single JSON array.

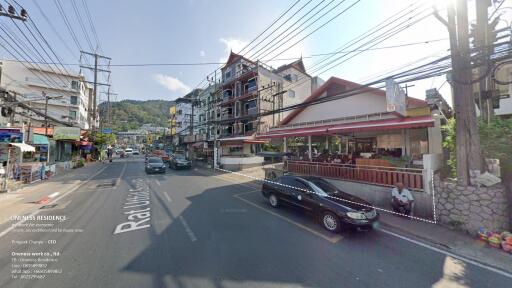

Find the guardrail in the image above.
[{"left": 286, "top": 160, "right": 425, "bottom": 191}]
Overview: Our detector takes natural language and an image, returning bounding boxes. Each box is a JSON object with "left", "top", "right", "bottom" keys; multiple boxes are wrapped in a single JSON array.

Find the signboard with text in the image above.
[
  {"left": 385, "top": 79, "right": 407, "bottom": 116},
  {"left": 53, "top": 127, "right": 81, "bottom": 141},
  {"left": 102, "top": 128, "right": 113, "bottom": 134},
  {"left": 0, "top": 128, "right": 23, "bottom": 143}
]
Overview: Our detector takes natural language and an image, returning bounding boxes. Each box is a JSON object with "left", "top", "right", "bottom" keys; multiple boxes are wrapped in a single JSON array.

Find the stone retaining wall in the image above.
[{"left": 434, "top": 174, "right": 510, "bottom": 234}]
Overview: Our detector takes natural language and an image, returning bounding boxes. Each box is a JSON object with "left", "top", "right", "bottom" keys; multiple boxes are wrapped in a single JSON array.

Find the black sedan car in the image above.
[
  {"left": 145, "top": 157, "right": 166, "bottom": 174},
  {"left": 169, "top": 154, "right": 191, "bottom": 169},
  {"left": 261, "top": 175, "right": 379, "bottom": 233}
]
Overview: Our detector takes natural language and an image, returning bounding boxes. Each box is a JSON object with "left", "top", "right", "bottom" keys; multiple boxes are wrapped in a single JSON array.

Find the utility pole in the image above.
[
  {"left": 42, "top": 92, "right": 63, "bottom": 136},
  {"left": 436, "top": 0, "right": 483, "bottom": 185},
  {"left": 475, "top": 0, "right": 492, "bottom": 123},
  {"left": 80, "top": 51, "right": 111, "bottom": 131}
]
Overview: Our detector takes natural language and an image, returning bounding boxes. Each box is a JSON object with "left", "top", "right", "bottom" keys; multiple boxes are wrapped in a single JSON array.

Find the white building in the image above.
[{"left": 0, "top": 59, "right": 92, "bottom": 130}]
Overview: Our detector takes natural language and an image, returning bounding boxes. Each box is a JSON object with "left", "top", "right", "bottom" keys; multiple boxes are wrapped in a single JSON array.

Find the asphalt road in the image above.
[{"left": 0, "top": 156, "right": 510, "bottom": 288}]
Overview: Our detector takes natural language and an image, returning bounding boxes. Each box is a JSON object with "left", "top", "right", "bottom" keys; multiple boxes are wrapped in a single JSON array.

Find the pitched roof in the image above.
[
  {"left": 275, "top": 58, "right": 307, "bottom": 75},
  {"left": 279, "top": 77, "right": 428, "bottom": 125},
  {"left": 223, "top": 51, "right": 256, "bottom": 68}
]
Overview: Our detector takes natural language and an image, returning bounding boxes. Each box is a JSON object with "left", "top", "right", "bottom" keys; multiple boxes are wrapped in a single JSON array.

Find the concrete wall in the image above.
[
  {"left": 220, "top": 156, "right": 264, "bottom": 171},
  {"left": 434, "top": 174, "right": 510, "bottom": 234},
  {"left": 324, "top": 178, "right": 434, "bottom": 219}
]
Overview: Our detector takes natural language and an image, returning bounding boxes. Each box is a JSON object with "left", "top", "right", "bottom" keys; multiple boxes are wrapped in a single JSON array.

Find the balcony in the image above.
[{"left": 221, "top": 89, "right": 258, "bottom": 106}]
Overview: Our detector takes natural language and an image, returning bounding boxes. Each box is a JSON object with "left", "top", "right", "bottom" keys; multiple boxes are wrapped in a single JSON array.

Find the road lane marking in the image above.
[
  {"left": 179, "top": 216, "right": 197, "bottom": 242},
  {"left": 379, "top": 228, "right": 512, "bottom": 279},
  {"left": 234, "top": 192, "right": 342, "bottom": 244},
  {"left": 0, "top": 164, "right": 109, "bottom": 239},
  {"left": 116, "top": 162, "right": 128, "bottom": 186},
  {"left": 155, "top": 179, "right": 161, "bottom": 186},
  {"left": 163, "top": 192, "right": 172, "bottom": 202}
]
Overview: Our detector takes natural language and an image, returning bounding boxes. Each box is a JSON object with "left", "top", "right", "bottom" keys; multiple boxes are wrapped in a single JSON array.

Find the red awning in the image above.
[{"left": 256, "top": 116, "right": 434, "bottom": 139}]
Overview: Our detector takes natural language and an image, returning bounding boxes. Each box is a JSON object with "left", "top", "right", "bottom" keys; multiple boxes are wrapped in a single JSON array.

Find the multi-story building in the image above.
[
  {"left": 0, "top": 60, "right": 92, "bottom": 130},
  {"left": 216, "top": 52, "right": 316, "bottom": 169},
  {"left": 172, "top": 89, "right": 202, "bottom": 149}
]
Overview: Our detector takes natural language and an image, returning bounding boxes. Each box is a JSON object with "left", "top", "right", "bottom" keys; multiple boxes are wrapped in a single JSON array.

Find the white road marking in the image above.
[
  {"left": 48, "top": 192, "right": 60, "bottom": 198},
  {"left": 379, "top": 228, "right": 512, "bottom": 279},
  {"left": 234, "top": 192, "right": 342, "bottom": 244},
  {"left": 155, "top": 179, "right": 161, "bottom": 186},
  {"left": 163, "top": 192, "right": 172, "bottom": 202},
  {"left": 179, "top": 216, "right": 197, "bottom": 242},
  {"left": 116, "top": 163, "right": 128, "bottom": 186},
  {"left": 0, "top": 164, "right": 109, "bottom": 238}
]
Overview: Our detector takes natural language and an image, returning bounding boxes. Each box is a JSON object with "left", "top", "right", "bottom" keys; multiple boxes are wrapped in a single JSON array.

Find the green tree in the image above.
[{"left": 442, "top": 117, "right": 512, "bottom": 177}]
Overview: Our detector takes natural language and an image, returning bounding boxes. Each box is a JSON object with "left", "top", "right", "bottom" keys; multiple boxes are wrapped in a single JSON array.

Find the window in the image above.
[
  {"left": 178, "top": 110, "right": 182, "bottom": 115},
  {"left": 284, "top": 74, "right": 292, "bottom": 81},
  {"left": 291, "top": 180, "right": 309, "bottom": 192},
  {"left": 70, "top": 96, "right": 78, "bottom": 105},
  {"left": 244, "top": 121, "right": 254, "bottom": 132},
  {"left": 69, "top": 110, "right": 77, "bottom": 120},
  {"left": 245, "top": 100, "right": 257, "bottom": 110},
  {"left": 229, "top": 146, "right": 242, "bottom": 153},
  {"left": 71, "top": 80, "right": 80, "bottom": 90},
  {"left": 223, "top": 90, "right": 233, "bottom": 100},
  {"left": 288, "top": 90, "right": 295, "bottom": 98},
  {"left": 246, "top": 78, "right": 257, "bottom": 92}
]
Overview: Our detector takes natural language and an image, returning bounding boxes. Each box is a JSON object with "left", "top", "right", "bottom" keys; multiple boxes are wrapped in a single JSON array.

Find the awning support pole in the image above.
[{"left": 308, "top": 135, "right": 312, "bottom": 160}]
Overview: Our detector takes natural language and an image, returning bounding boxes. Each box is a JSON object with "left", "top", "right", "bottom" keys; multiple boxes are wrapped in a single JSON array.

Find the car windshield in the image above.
[
  {"left": 148, "top": 158, "right": 162, "bottom": 163},
  {"left": 175, "top": 155, "right": 187, "bottom": 160}
]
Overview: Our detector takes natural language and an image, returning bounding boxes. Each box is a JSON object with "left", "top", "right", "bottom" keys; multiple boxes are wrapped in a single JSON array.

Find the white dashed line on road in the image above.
[
  {"left": 155, "top": 179, "right": 161, "bottom": 186},
  {"left": 179, "top": 216, "right": 197, "bottom": 242},
  {"left": 163, "top": 192, "right": 172, "bottom": 202}
]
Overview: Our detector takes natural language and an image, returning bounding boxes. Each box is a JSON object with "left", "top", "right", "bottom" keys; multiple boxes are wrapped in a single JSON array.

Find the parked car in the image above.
[
  {"left": 145, "top": 157, "right": 166, "bottom": 174},
  {"left": 261, "top": 175, "right": 379, "bottom": 233},
  {"left": 169, "top": 154, "right": 191, "bottom": 169},
  {"left": 132, "top": 149, "right": 140, "bottom": 155},
  {"left": 124, "top": 148, "right": 133, "bottom": 157}
]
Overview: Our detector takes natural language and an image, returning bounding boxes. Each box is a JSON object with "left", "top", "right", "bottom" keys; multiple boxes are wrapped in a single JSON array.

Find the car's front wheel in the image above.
[
  {"left": 322, "top": 212, "right": 340, "bottom": 233},
  {"left": 268, "top": 194, "right": 279, "bottom": 208}
]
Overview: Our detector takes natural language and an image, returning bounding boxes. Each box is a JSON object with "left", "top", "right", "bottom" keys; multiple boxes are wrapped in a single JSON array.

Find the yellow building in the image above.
[{"left": 169, "top": 104, "right": 177, "bottom": 136}]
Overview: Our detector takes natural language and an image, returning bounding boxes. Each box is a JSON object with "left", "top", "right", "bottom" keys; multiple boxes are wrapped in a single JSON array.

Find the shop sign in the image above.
[
  {"left": 53, "top": 127, "right": 81, "bottom": 141},
  {"left": 0, "top": 128, "right": 23, "bottom": 143},
  {"left": 386, "top": 79, "right": 406, "bottom": 116}
]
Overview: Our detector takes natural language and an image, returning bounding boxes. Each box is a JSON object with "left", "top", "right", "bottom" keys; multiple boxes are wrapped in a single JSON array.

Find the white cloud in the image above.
[
  {"left": 153, "top": 74, "right": 190, "bottom": 94},
  {"left": 199, "top": 50, "right": 206, "bottom": 57},
  {"left": 219, "top": 37, "right": 249, "bottom": 62}
]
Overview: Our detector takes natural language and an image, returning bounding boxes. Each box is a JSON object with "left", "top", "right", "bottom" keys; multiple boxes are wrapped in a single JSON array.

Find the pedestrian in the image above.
[{"left": 391, "top": 182, "right": 414, "bottom": 216}]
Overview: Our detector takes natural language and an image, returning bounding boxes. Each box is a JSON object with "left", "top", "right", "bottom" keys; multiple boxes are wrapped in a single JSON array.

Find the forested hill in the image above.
[{"left": 99, "top": 99, "right": 174, "bottom": 132}]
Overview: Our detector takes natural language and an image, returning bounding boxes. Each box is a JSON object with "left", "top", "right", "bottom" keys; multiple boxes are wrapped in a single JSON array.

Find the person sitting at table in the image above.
[{"left": 391, "top": 182, "right": 414, "bottom": 216}]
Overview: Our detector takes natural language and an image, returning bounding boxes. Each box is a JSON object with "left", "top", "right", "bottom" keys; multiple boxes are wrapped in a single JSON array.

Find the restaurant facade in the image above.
[{"left": 256, "top": 77, "right": 445, "bottom": 217}]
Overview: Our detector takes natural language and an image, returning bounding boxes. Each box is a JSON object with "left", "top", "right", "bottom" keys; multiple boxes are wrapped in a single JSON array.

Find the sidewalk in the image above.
[
  {"left": 379, "top": 213, "right": 512, "bottom": 274},
  {"left": 0, "top": 162, "right": 103, "bottom": 226}
]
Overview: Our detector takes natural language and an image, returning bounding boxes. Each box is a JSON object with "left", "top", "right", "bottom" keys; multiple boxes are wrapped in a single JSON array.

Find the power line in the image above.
[
  {"left": 70, "top": 0, "right": 95, "bottom": 52},
  {"left": 249, "top": 0, "right": 333, "bottom": 60},
  {"left": 237, "top": 0, "right": 302, "bottom": 55}
]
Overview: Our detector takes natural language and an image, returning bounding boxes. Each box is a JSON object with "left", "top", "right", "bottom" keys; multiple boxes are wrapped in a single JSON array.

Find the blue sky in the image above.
[{"left": 1, "top": 0, "right": 509, "bottom": 104}]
